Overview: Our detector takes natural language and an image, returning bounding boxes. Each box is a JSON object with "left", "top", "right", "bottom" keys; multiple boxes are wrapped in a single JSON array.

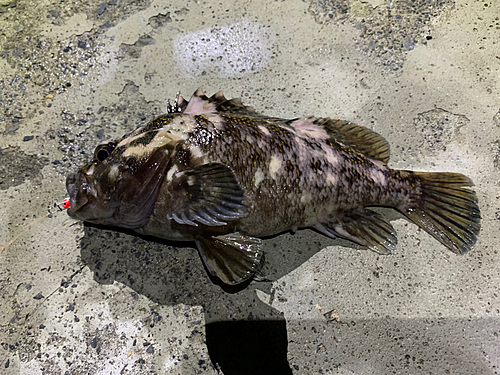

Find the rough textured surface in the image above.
[
  {"left": 307, "top": 0, "right": 455, "bottom": 71},
  {"left": 1, "top": 0, "right": 499, "bottom": 374}
]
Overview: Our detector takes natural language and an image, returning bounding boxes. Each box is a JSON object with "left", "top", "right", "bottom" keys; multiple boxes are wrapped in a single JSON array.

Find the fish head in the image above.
[{"left": 66, "top": 125, "right": 179, "bottom": 228}]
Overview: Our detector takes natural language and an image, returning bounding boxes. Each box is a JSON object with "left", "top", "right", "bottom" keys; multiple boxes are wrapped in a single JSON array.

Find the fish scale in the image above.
[{"left": 66, "top": 88, "right": 481, "bottom": 285}]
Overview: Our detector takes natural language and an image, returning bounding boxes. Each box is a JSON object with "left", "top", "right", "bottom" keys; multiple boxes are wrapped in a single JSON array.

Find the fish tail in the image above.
[{"left": 400, "top": 171, "right": 481, "bottom": 254}]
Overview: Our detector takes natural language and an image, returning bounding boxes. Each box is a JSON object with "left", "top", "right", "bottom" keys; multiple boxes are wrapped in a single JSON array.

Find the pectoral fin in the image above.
[
  {"left": 314, "top": 208, "right": 397, "bottom": 255},
  {"left": 196, "top": 234, "right": 263, "bottom": 285},
  {"left": 167, "top": 163, "right": 247, "bottom": 227}
]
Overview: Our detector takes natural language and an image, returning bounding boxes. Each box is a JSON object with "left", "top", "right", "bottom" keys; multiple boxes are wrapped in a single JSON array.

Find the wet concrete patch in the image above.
[
  {"left": 0, "top": 147, "right": 48, "bottom": 189},
  {"left": 1, "top": 0, "right": 499, "bottom": 373},
  {"left": 173, "top": 20, "right": 277, "bottom": 78},
  {"left": 306, "top": 0, "right": 454, "bottom": 71},
  {"left": 0, "top": 0, "right": 157, "bottom": 129},
  {"left": 414, "top": 108, "right": 469, "bottom": 154},
  {"left": 41, "top": 81, "right": 162, "bottom": 175}
]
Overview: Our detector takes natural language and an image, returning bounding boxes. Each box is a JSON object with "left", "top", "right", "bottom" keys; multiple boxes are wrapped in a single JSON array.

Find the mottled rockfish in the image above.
[{"left": 66, "top": 88, "right": 481, "bottom": 285}]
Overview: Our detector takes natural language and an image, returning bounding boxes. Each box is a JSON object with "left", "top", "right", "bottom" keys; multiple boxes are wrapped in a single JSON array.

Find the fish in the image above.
[{"left": 66, "top": 88, "right": 481, "bottom": 285}]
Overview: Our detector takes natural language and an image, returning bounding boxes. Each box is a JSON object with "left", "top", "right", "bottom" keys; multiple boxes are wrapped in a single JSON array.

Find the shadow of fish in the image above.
[{"left": 66, "top": 88, "right": 481, "bottom": 285}]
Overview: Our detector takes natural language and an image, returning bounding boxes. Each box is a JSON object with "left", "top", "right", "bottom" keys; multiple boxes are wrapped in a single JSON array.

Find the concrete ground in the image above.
[{"left": 1, "top": 0, "right": 499, "bottom": 373}]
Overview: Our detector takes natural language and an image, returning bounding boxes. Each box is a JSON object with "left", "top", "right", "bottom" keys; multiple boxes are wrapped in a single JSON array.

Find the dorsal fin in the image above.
[
  {"left": 207, "top": 90, "right": 228, "bottom": 106},
  {"left": 167, "top": 92, "right": 188, "bottom": 113},
  {"left": 317, "top": 118, "right": 391, "bottom": 165},
  {"left": 214, "top": 97, "right": 259, "bottom": 116},
  {"left": 184, "top": 87, "right": 217, "bottom": 114},
  {"left": 173, "top": 88, "right": 260, "bottom": 117}
]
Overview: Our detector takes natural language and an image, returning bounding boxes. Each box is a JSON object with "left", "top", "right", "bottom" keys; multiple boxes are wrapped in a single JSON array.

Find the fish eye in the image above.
[{"left": 95, "top": 142, "right": 116, "bottom": 162}]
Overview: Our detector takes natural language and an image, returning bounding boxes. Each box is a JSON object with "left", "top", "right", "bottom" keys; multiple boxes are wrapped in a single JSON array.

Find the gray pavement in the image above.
[{"left": 0, "top": 0, "right": 499, "bottom": 374}]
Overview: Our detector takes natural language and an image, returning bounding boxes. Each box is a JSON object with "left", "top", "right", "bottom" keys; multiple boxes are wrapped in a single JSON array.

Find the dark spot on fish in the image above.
[
  {"left": 192, "top": 125, "right": 215, "bottom": 146},
  {"left": 123, "top": 157, "right": 140, "bottom": 173},
  {"left": 136, "top": 114, "right": 179, "bottom": 134},
  {"left": 310, "top": 159, "right": 323, "bottom": 172}
]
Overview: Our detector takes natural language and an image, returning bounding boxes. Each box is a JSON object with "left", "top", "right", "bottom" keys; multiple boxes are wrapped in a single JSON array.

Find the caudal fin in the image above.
[{"left": 401, "top": 172, "right": 481, "bottom": 254}]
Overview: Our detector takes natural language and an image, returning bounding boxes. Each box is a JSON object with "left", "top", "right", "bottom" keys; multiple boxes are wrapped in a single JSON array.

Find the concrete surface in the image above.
[{"left": 1, "top": 0, "right": 499, "bottom": 374}]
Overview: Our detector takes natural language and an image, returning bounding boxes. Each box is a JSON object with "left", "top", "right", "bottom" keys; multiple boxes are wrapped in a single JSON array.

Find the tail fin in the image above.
[{"left": 401, "top": 172, "right": 481, "bottom": 254}]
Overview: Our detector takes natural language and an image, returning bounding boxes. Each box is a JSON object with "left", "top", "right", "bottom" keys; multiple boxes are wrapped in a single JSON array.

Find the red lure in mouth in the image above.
[{"left": 62, "top": 198, "right": 71, "bottom": 209}]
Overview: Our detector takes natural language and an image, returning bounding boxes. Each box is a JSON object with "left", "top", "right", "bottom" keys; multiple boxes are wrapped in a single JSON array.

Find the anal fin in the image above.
[
  {"left": 196, "top": 234, "right": 263, "bottom": 285},
  {"left": 314, "top": 208, "right": 397, "bottom": 255}
]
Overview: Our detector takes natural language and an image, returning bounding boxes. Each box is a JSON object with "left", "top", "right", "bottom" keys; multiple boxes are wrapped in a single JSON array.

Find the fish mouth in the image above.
[{"left": 66, "top": 172, "right": 96, "bottom": 218}]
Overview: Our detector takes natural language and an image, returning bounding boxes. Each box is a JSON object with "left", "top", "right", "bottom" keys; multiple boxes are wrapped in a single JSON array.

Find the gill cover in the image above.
[{"left": 67, "top": 144, "right": 171, "bottom": 228}]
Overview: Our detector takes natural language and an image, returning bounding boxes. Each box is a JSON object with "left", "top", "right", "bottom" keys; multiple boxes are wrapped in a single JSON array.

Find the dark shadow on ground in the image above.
[
  {"left": 79, "top": 223, "right": 341, "bottom": 373},
  {"left": 206, "top": 319, "right": 293, "bottom": 375},
  {"left": 78, "top": 220, "right": 498, "bottom": 374}
]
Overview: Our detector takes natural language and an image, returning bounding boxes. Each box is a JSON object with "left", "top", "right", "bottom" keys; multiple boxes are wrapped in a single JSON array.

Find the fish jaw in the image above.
[
  {"left": 66, "top": 172, "right": 90, "bottom": 215},
  {"left": 66, "top": 170, "right": 117, "bottom": 224}
]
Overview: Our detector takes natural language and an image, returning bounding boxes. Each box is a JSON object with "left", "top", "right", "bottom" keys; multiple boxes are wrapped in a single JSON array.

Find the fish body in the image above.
[{"left": 67, "top": 88, "right": 481, "bottom": 284}]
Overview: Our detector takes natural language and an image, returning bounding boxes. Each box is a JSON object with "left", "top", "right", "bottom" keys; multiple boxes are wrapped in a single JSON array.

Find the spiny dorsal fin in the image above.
[
  {"left": 177, "top": 88, "right": 259, "bottom": 116},
  {"left": 208, "top": 90, "right": 228, "bottom": 106},
  {"left": 173, "top": 88, "right": 265, "bottom": 118},
  {"left": 167, "top": 92, "right": 188, "bottom": 113},
  {"left": 184, "top": 87, "right": 218, "bottom": 114},
  {"left": 193, "top": 87, "right": 207, "bottom": 99},
  {"left": 215, "top": 97, "right": 259, "bottom": 116},
  {"left": 318, "top": 118, "right": 391, "bottom": 165}
]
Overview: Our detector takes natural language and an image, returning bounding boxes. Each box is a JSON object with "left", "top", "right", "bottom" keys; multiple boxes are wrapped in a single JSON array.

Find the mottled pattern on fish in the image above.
[{"left": 67, "top": 88, "right": 481, "bottom": 285}]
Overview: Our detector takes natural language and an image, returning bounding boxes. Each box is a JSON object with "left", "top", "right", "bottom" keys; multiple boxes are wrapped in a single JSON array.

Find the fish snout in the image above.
[{"left": 66, "top": 172, "right": 94, "bottom": 217}]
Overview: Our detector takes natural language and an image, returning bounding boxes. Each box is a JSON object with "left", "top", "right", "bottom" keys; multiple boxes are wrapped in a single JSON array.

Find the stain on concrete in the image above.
[
  {"left": 42, "top": 81, "right": 161, "bottom": 175},
  {"left": 492, "top": 140, "right": 500, "bottom": 171},
  {"left": 148, "top": 11, "right": 172, "bottom": 29},
  {"left": 173, "top": 20, "right": 277, "bottom": 78},
  {"left": 0, "top": 0, "right": 157, "bottom": 129},
  {"left": 0, "top": 147, "right": 48, "bottom": 189},
  {"left": 413, "top": 108, "right": 469, "bottom": 154},
  {"left": 493, "top": 109, "right": 500, "bottom": 128},
  {"left": 306, "top": 0, "right": 454, "bottom": 71}
]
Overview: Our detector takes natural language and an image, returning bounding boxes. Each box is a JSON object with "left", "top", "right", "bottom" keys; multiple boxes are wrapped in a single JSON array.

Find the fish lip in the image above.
[{"left": 66, "top": 172, "right": 93, "bottom": 216}]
